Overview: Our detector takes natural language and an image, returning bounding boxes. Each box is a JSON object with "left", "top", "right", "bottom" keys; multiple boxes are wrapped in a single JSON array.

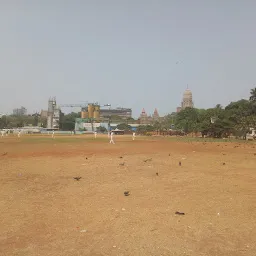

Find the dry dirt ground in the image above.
[{"left": 0, "top": 135, "right": 256, "bottom": 256}]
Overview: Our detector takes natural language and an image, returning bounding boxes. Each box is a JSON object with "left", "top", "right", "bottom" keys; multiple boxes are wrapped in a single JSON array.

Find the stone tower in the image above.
[
  {"left": 140, "top": 108, "right": 148, "bottom": 124},
  {"left": 181, "top": 89, "right": 193, "bottom": 109},
  {"left": 152, "top": 108, "right": 160, "bottom": 121}
]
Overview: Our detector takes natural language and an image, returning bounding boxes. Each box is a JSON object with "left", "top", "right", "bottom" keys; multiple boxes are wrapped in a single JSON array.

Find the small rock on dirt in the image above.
[
  {"left": 124, "top": 191, "right": 130, "bottom": 196},
  {"left": 175, "top": 211, "right": 185, "bottom": 215}
]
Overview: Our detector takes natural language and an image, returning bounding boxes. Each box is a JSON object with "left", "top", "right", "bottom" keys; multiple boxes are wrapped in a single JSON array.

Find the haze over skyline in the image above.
[{"left": 1, "top": 1, "right": 255, "bottom": 117}]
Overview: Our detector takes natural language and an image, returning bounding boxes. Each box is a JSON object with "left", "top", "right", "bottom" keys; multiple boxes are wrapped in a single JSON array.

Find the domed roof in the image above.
[
  {"left": 183, "top": 89, "right": 192, "bottom": 95},
  {"left": 183, "top": 89, "right": 192, "bottom": 99}
]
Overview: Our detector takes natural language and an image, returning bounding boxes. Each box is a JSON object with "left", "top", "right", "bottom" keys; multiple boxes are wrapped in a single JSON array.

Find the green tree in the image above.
[
  {"left": 39, "top": 117, "right": 47, "bottom": 128},
  {"left": 224, "top": 99, "right": 256, "bottom": 138},
  {"left": 225, "top": 99, "right": 253, "bottom": 119},
  {"left": 153, "top": 121, "right": 162, "bottom": 132},
  {"left": 59, "top": 112, "right": 80, "bottom": 131},
  {"left": 126, "top": 117, "right": 136, "bottom": 123},
  {"left": 249, "top": 87, "right": 256, "bottom": 102},
  {"left": 116, "top": 123, "right": 132, "bottom": 131},
  {"left": 136, "top": 125, "right": 154, "bottom": 135},
  {"left": 175, "top": 107, "right": 199, "bottom": 133},
  {"left": 33, "top": 113, "right": 39, "bottom": 126},
  {"left": 0, "top": 115, "right": 8, "bottom": 129},
  {"left": 96, "top": 126, "right": 107, "bottom": 133}
]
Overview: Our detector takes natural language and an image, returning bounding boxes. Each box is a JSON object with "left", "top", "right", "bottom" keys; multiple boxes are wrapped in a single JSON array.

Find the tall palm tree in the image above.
[{"left": 249, "top": 87, "right": 256, "bottom": 101}]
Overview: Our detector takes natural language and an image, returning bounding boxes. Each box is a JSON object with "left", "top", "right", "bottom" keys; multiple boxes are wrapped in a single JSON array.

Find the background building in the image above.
[
  {"left": 139, "top": 108, "right": 148, "bottom": 124},
  {"left": 176, "top": 89, "right": 194, "bottom": 111},
  {"left": 40, "top": 110, "right": 48, "bottom": 119},
  {"left": 45, "top": 97, "right": 133, "bottom": 130},
  {"left": 47, "top": 97, "right": 60, "bottom": 130},
  {"left": 13, "top": 106, "right": 27, "bottom": 116},
  {"left": 181, "top": 89, "right": 194, "bottom": 109},
  {"left": 139, "top": 108, "right": 161, "bottom": 124},
  {"left": 152, "top": 108, "right": 160, "bottom": 121},
  {"left": 100, "top": 108, "right": 132, "bottom": 120}
]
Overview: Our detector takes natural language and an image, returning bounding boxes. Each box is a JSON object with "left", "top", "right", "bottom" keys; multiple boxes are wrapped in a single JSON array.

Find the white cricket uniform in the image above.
[
  {"left": 110, "top": 132, "right": 115, "bottom": 144},
  {"left": 132, "top": 132, "right": 136, "bottom": 140}
]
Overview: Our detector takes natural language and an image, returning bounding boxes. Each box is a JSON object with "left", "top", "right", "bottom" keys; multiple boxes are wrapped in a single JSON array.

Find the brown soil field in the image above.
[{"left": 0, "top": 135, "right": 256, "bottom": 256}]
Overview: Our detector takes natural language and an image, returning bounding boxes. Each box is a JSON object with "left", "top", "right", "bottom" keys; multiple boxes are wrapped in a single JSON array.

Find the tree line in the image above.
[
  {"left": 1, "top": 88, "right": 255, "bottom": 138},
  {"left": 0, "top": 113, "right": 44, "bottom": 129},
  {"left": 121, "top": 88, "right": 256, "bottom": 138},
  {"left": 172, "top": 88, "right": 256, "bottom": 138}
]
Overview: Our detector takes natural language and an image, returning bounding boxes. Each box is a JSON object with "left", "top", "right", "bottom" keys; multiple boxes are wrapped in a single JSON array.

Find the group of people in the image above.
[
  {"left": 1, "top": 130, "right": 21, "bottom": 138},
  {"left": 1, "top": 129, "right": 136, "bottom": 142},
  {"left": 1, "top": 130, "right": 7, "bottom": 138},
  {"left": 105, "top": 131, "right": 136, "bottom": 144},
  {"left": 94, "top": 130, "right": 136, "bottom": 144}
]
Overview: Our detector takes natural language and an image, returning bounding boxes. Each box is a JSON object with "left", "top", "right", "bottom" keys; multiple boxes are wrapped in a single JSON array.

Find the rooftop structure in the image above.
[
  {"left": 181, "top": 89, "right": 194, "bottom": 109},
  {"left": 139, "top": 108, "right": 148, "bottom": 124},
  {"left": 40, "top": 110, "right": 48, "bottom": 119},
  {"left": 139, "top": 108, "right": 161, "bottom": 124},
  {"left": 152, "top": 108, "right": 160, "bottom": 121},
  {"left": 100, "top": 108, "right": 132, "bottom": 119},
  {"left": 47, "top": 97, "right": 60, "bottom": 130},
  {"left": 176, "top": 88, "right": 194, "bottom": 112}
]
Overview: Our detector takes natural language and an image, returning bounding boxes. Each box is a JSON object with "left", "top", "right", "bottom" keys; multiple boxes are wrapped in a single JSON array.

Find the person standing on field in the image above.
[
  {"left": 110, "top": 131, "right": 115, "bottom": 144},
  {"left": 132, "top": 132, "right": 136, "bottom": 141},
  {"left": 94, "top": 131, "right": 97, "bottom": 139}
]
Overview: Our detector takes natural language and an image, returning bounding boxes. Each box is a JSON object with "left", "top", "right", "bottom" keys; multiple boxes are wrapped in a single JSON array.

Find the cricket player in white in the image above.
[
  {"left": 94, "top": 131, "right": 97, "bottom": 139},
  {"left": 52, "top": 131, "right": 55, "bottom": 139},
  {"left": 132, "top": 132, "right": 136, "bottom": 140},
  {"left": 110, "top": 131, "right": 115, "bottom": 144},
  {"left": 1, "top": 131, "right": 4, "bottom": 138},
  {"left": 18, "top": 131, "right": 21, "bottom": 138}
]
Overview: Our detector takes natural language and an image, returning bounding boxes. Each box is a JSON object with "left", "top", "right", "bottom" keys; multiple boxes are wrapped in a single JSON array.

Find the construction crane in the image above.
[{"left": 59, "top": 103, "right": 111, "bottom": 108}]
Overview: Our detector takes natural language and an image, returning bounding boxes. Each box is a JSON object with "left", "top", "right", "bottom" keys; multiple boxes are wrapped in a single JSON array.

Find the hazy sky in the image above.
[{"left": 1, "top": 1, "right": 255, "bottom": 117}]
